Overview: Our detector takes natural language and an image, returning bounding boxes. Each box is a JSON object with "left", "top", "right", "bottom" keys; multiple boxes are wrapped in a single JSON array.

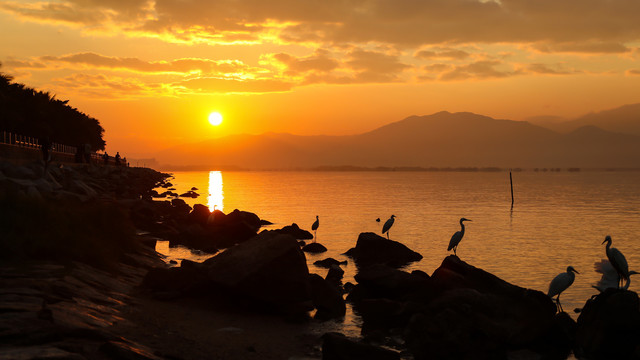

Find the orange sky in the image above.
[{"left": 1, "top": 0, "right": 640, "bottom": 157}]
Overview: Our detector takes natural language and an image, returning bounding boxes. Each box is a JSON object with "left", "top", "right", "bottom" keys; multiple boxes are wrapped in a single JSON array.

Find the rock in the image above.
[
  {"left": 309, "top": 274, "right": 346, "bottom": 320},
  {"left": 191, "top": 187, "right": 198, "bottom": 191},
  {"left": 274, "top": 223, "right": 313, "bottom": 240},
  {"left": 357, "top": 298, "right": 405, "bottom": 336},
  {"left": 353, "top": 264, "right": 431, "bottom": 301},
  {"left": 404, "top": 256, "right": 560, "bottom": 359},
  {"left": 260, "top": 219, "right": 273, "bottom": 225},
  {"left": 179, "top": 190, "right": 199, "bottom": 198},
  {"left": 345, "top": 232, "right": 422, "bottom": 268},
  {"left": 325, "top": 264, "right": 345, "bottom": 288},
  {"left": 314, "top": 258, "right": 348, "bottom": 268},
  {"left": 322, "top": 332, "right": 400, "bottom": 360},
  {"left": 575, "top": 288, "right": 640, "bottom": 359},
  {"left": 202, "top": 232, "right": 313, "bottom": 316},
  {"left": 0, "top": 346, "right": 86, "bottom": 360},
  {"left": 100, "top": 340, "right": 163, "bottom": 360},
  {"left": 188, "top": 204, "right": 211, "bottom": 225},
  {"left": 302, "top": 242, "right": 327, "bottom": 253}
]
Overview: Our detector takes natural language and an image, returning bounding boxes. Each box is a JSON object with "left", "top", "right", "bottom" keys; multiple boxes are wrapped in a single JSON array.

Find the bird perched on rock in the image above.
[
  {"left": 548, "top": 266, "right": 579, "bottom": 313},
  {"left": 447, "top": 218, "right": 471, "bottom": 256},
  {"left": 602, "top": 235, "right": 629, "bottom": 288},
  {"left": 382, "top": 215, "right": 396, "bottom": 239},
  {"left": 593, "top": 259, "right": 638, "bottom": 292},
  {"left": 311, "top": 215, "right": 319, "bottom": 242}
]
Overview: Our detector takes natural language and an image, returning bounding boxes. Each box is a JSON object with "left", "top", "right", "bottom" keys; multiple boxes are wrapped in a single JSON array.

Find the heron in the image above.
[
  {"left": 602, "top": 235, "right": 629, "bottom": 288},
  {"left": 311, "top": 215, "right": 319, "bottom": 242},
  {"left": 548, "top": 266, "right": 579, "bottom": 313},
  {"left": 593, "top": 259, "right": 639, "bottom": 292},
  {"left": 382, "top": 215, "right": 396, "bottom": 239},
  {"left": 447, "top": 218, "right": 471, "bottom": 256}
]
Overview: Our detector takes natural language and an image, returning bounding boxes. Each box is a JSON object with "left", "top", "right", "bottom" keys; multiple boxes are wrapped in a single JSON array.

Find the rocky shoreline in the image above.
[{"left": 2, "top": 159, "right": 639, "bottom": 359}]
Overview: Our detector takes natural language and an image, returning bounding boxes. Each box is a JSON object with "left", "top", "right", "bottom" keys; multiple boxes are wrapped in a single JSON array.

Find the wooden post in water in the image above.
[{"left": 509, "top": 169, "right": 514, "bottom": 208}]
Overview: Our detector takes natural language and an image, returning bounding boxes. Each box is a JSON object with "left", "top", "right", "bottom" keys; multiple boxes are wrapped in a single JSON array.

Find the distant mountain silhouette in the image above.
[
  {"left": 157, "top": 111, "right": 640, "bottom": 169},
  {"left": 529, "top": 103, "right": 640, "bottom": 135}
]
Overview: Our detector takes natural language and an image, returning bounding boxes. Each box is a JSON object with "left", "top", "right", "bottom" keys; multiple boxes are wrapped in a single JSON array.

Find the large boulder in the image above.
[
  {"left": 575, "top": 288, "right": 640, "bottom": 359},
  {"left": 302, "top": 242, "right": 327, "bottom": 253},
  {"left": 345, "top": 232, "right": 422, "bottom": 268},
  {"left": 202, "top": 232, "right": 313, "bottom": 316},
  {"left": 404, "top": 255, "right": 559, "bottom": 359}
]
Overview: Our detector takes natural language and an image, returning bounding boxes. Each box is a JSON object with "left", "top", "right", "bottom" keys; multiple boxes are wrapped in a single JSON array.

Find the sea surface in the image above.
[{"left": 155, "top": 170, "right": 640, "bottom": 337}]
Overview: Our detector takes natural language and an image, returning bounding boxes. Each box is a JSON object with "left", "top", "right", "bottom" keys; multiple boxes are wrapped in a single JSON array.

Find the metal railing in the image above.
[{"left": 1, "top": 131, "right": 77, "bottom": 154}]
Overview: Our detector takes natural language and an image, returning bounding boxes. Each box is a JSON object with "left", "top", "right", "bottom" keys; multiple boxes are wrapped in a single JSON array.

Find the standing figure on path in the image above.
[
  {"left": 311, "top": 215, "right": 319, "bottom": 242},
  {"left": 115, "top": 152, "right": 121, "bottom": 166},
  {"left": 448, "top": 217, "right": 472, "bottom": 256},
  {"left": 382, "top": 215, "right": 396, "bottom": 239},
  {"left": 103, "top": 152, "right": 109, "bottom": 165},
  {"left": 40, "top": 137, "right": 51, "bottom": 164}
]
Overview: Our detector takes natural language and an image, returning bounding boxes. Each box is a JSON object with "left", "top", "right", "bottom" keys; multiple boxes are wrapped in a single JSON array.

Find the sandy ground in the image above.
[{"left": 113, "top": 294, "right": 348, "bottom": 360}]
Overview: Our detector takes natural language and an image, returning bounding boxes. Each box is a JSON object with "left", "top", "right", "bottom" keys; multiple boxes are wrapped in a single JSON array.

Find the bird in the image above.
[
  {"left": 447, "top": 218, "right": 471, "bottom": 256},
  {"left": 382, "top": 215, "right": 396, "bottom": 239},
  {"left": 593, "top": 259, "right": 639, "bottom": 292},
  {"left": 375, "top": 218, "right": 380, "bottom": 223},
  {"left": 548, "top": 266, "right": 579, "bottom": 313},
  {"left": 311, "top": 215, "right": 319, "bottom": 242},
  {"left": 602, "top": 235, "right": 629, "bottom": 288}
]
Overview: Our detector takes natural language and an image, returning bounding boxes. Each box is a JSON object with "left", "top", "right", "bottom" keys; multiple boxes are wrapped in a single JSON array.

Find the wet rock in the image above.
[
  {"left": 322, "top": 332, "right": 400, "bottom": 360},
  {"left": 575, "top": 288, "right": 640, "bottom": 359},
  {"left": 314, "top": 258, "right": 348, "bottom": 268},
  {"left": 325, "top": 264, "right": 345, "bottom": 288},
  {"left": 179, "top": 190, "right": 199, "bottom": 198},
  {"left": 202, "top": 232, "right": 313, "bottom": 316},
  {"left": 260, "top": 219, "right": 273, "bottom": 225},
  {"left": 404, "top": 256, "right": 559, "bottom": 360},
  {"left": 0, "top": 346, "right": 86, "bottom": 360},
  {"left": 188, "top": 204, "right": 211, "bottom": 225},
  {"left": 345, "top": 232, "right": 422, "bottom": 268},
  {"left": 100, "top": 340, "right": 163, "bottom": 360},
  {"left": 302, "top": 242, "right": 327, "bottom": 253},
  {"left": 309, "top": 274, "right": 346, "bottom": 320},
  {"left": 274, "top": 223, "right": 313, "bottom": 240}
]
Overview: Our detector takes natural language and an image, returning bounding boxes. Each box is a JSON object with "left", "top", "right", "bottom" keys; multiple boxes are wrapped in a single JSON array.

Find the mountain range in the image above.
[{"left": 155, "top": 103, "right": 640, "bottom": 170}]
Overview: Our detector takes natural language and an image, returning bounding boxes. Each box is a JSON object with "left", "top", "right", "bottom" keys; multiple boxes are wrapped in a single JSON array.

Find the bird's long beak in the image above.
[
  {"left": 601, "top": 239, "right": 607, "bottom": 245},
  {"left": 574, "top": 269, "right": 580, "bottom": 274}
]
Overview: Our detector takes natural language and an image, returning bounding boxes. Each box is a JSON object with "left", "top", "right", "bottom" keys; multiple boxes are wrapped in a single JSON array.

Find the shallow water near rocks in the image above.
[{"left": 155, "top": 170, "right": 640, "bottom": 352}]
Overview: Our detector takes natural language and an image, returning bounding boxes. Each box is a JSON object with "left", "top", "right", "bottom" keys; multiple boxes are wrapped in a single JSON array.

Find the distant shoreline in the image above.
[{"left": 156, "top": 164, "right": 640, "bottom": 172}]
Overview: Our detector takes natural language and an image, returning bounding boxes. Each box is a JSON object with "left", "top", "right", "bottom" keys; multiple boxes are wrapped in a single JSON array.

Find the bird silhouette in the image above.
[
  {"left": 375, "top": 218, "right": 380, "bottom": 223},
  {"left": 382, "top": 215, "right": 396, "bottom": 239},
  {"left": 548, "top": 266, "right": 579, "bottom": 313},
  {"left": 311, "top": 215, "right": 319, "bottom": 242},
  {"left": 447, "top": 218, "right": 471, "bottom": 256},
  {"left": 593, "top": 259, "right": 639, "bottom": 292},
  {"left": 602, "top": 235, "right": 629, "bottom": 288}
]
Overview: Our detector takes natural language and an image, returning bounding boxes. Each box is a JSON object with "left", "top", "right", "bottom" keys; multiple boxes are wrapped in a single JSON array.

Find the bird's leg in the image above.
[
  {"left": 453, "top": 247, "right": 457, "bottom": 256},
  {"left": 557, "top": 295, "right": 563, "bottom": 313},
  {"left": 387, "top": 233, "right": 389, "bottom": 240},
  {"left": 314, "top": 231, "right": 317, "bottom": 243}
]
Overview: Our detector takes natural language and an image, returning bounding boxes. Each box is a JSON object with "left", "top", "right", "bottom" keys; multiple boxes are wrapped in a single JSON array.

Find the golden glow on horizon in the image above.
[
  {"left": 208, "top": 171, "right": 224, "bottom": 212},
  {"left": 208, "top": 112, "right": 223, "bottom": 126}
]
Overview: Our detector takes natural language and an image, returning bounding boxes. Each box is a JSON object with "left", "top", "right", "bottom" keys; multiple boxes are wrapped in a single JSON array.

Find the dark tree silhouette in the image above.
[{"left": 0, "top": 66, "right": 106, "bottom": 150}]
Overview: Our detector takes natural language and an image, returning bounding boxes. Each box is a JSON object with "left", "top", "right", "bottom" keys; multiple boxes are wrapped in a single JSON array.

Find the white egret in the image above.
[
  {"left": 382, "top": 215, "right": 396, "bottom": 239},
  {"left": 602, "top": 235, "right": 629, "bottom": 288},
  {"left": 447, "top": 218, "right": 471, "bottom": 256},
  {"left": 311, "top": 215, "right": 319, "bottom": 242},
  {"left": 593, "top": 259, "right": 639, "bottom": 292},
  {"left": 548, "top": 266, "right": 579, "bottom": 313}
]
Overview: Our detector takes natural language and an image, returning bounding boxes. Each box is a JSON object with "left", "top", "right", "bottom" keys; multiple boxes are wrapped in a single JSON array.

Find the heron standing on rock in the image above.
[
  {"left": 447, "top": 218, "right": 471, "bottom": 256},
  {"left": 593, "top": 259, "right": 639, "bottom": 292},
  {"left": 382, "top": 215, "right": 396, "bottom": 239},
  {"left": 602, "top": 235, "right": 629, "bottom": 288},
  {"left": 311, "top": 215, "right": 319, "bottom": 242},
  {"left": 548, "top": 266, "right": 579, "bottom": 313}
]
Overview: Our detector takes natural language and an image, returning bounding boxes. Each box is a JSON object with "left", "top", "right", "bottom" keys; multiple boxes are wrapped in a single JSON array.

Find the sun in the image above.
[{"left": 208, "top": 112, "right": 223, "bottom": 126}]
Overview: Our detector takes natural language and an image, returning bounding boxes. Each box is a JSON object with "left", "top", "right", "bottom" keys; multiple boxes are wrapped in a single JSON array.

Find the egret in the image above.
[
  {"left": 382, "top": 215, "right": 396, "bottom": 239},
  {"left": 311, "top": 215, "right": 319, "bottom": 242},
  {"left": 602, "top": 235, "right": 629, "bottom": 288},
  {"left": 547, "top": 266, "right": 579, "bottom": 313},
  {"left": 447, "top": 218, "right": 471, "bottom": 256},
  {"left": 593, "top": 259, "right": 639, "bottom": 292}
]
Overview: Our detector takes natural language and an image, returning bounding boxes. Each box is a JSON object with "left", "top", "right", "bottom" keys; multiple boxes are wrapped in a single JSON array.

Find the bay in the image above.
[{"left": 156, "top": 170, "right": 640, "bottom": 323}]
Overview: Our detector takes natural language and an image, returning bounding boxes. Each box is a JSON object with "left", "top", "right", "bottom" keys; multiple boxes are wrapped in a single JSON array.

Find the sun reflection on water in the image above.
[{"left": 207, "top": 171, "right": 224, "bottom": 212}]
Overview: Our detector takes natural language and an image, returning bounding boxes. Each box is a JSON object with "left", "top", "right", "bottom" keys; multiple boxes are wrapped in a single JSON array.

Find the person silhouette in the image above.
[
  {"left": 115, "top": 152, "right": 121, "bottom": 166},
  {"left": 103, "top": 152, "right": 109, "bottom": 165}
]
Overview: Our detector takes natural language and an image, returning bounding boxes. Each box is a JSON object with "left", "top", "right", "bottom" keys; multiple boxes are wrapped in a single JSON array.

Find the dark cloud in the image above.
[
  {"left": 415, "top": 48, "right": 471, "bottom": 60},
  {"left": 439, "top": 60, "right": 515, "bottom": 81}
]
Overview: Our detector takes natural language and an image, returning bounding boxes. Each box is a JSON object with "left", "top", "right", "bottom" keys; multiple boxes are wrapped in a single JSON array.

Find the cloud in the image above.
[
  {"left": 524, "top": 63, "right": 574, "bottom": 75},
  {"left": 39, "top": 53, "right": 253, "bottom": 75},
  {"left": 52, "top": 73, "right": 165, "bottom": 98},
  {"left": 2, "top": 0, "right": 640, "bottom": 50},
  {"left": 176, "top": 77, "right": 293, "bottom": 94},
  {"left": 415, "top": 48, "right": 471, "bottom": 60},
  {"left": 627, "top": 69, "right": 640, "bottom": 76},
  {"left": 439, "top": 60, "right": 515, "bottom": 81},
  {"left": 271, "top": 49, "right": 339, "bottom": 73}
]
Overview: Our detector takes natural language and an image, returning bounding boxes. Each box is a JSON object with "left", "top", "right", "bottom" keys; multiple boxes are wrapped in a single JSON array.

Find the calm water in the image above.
[{"left": 156, "top": 170, "right": 640, "bottom": 326}]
